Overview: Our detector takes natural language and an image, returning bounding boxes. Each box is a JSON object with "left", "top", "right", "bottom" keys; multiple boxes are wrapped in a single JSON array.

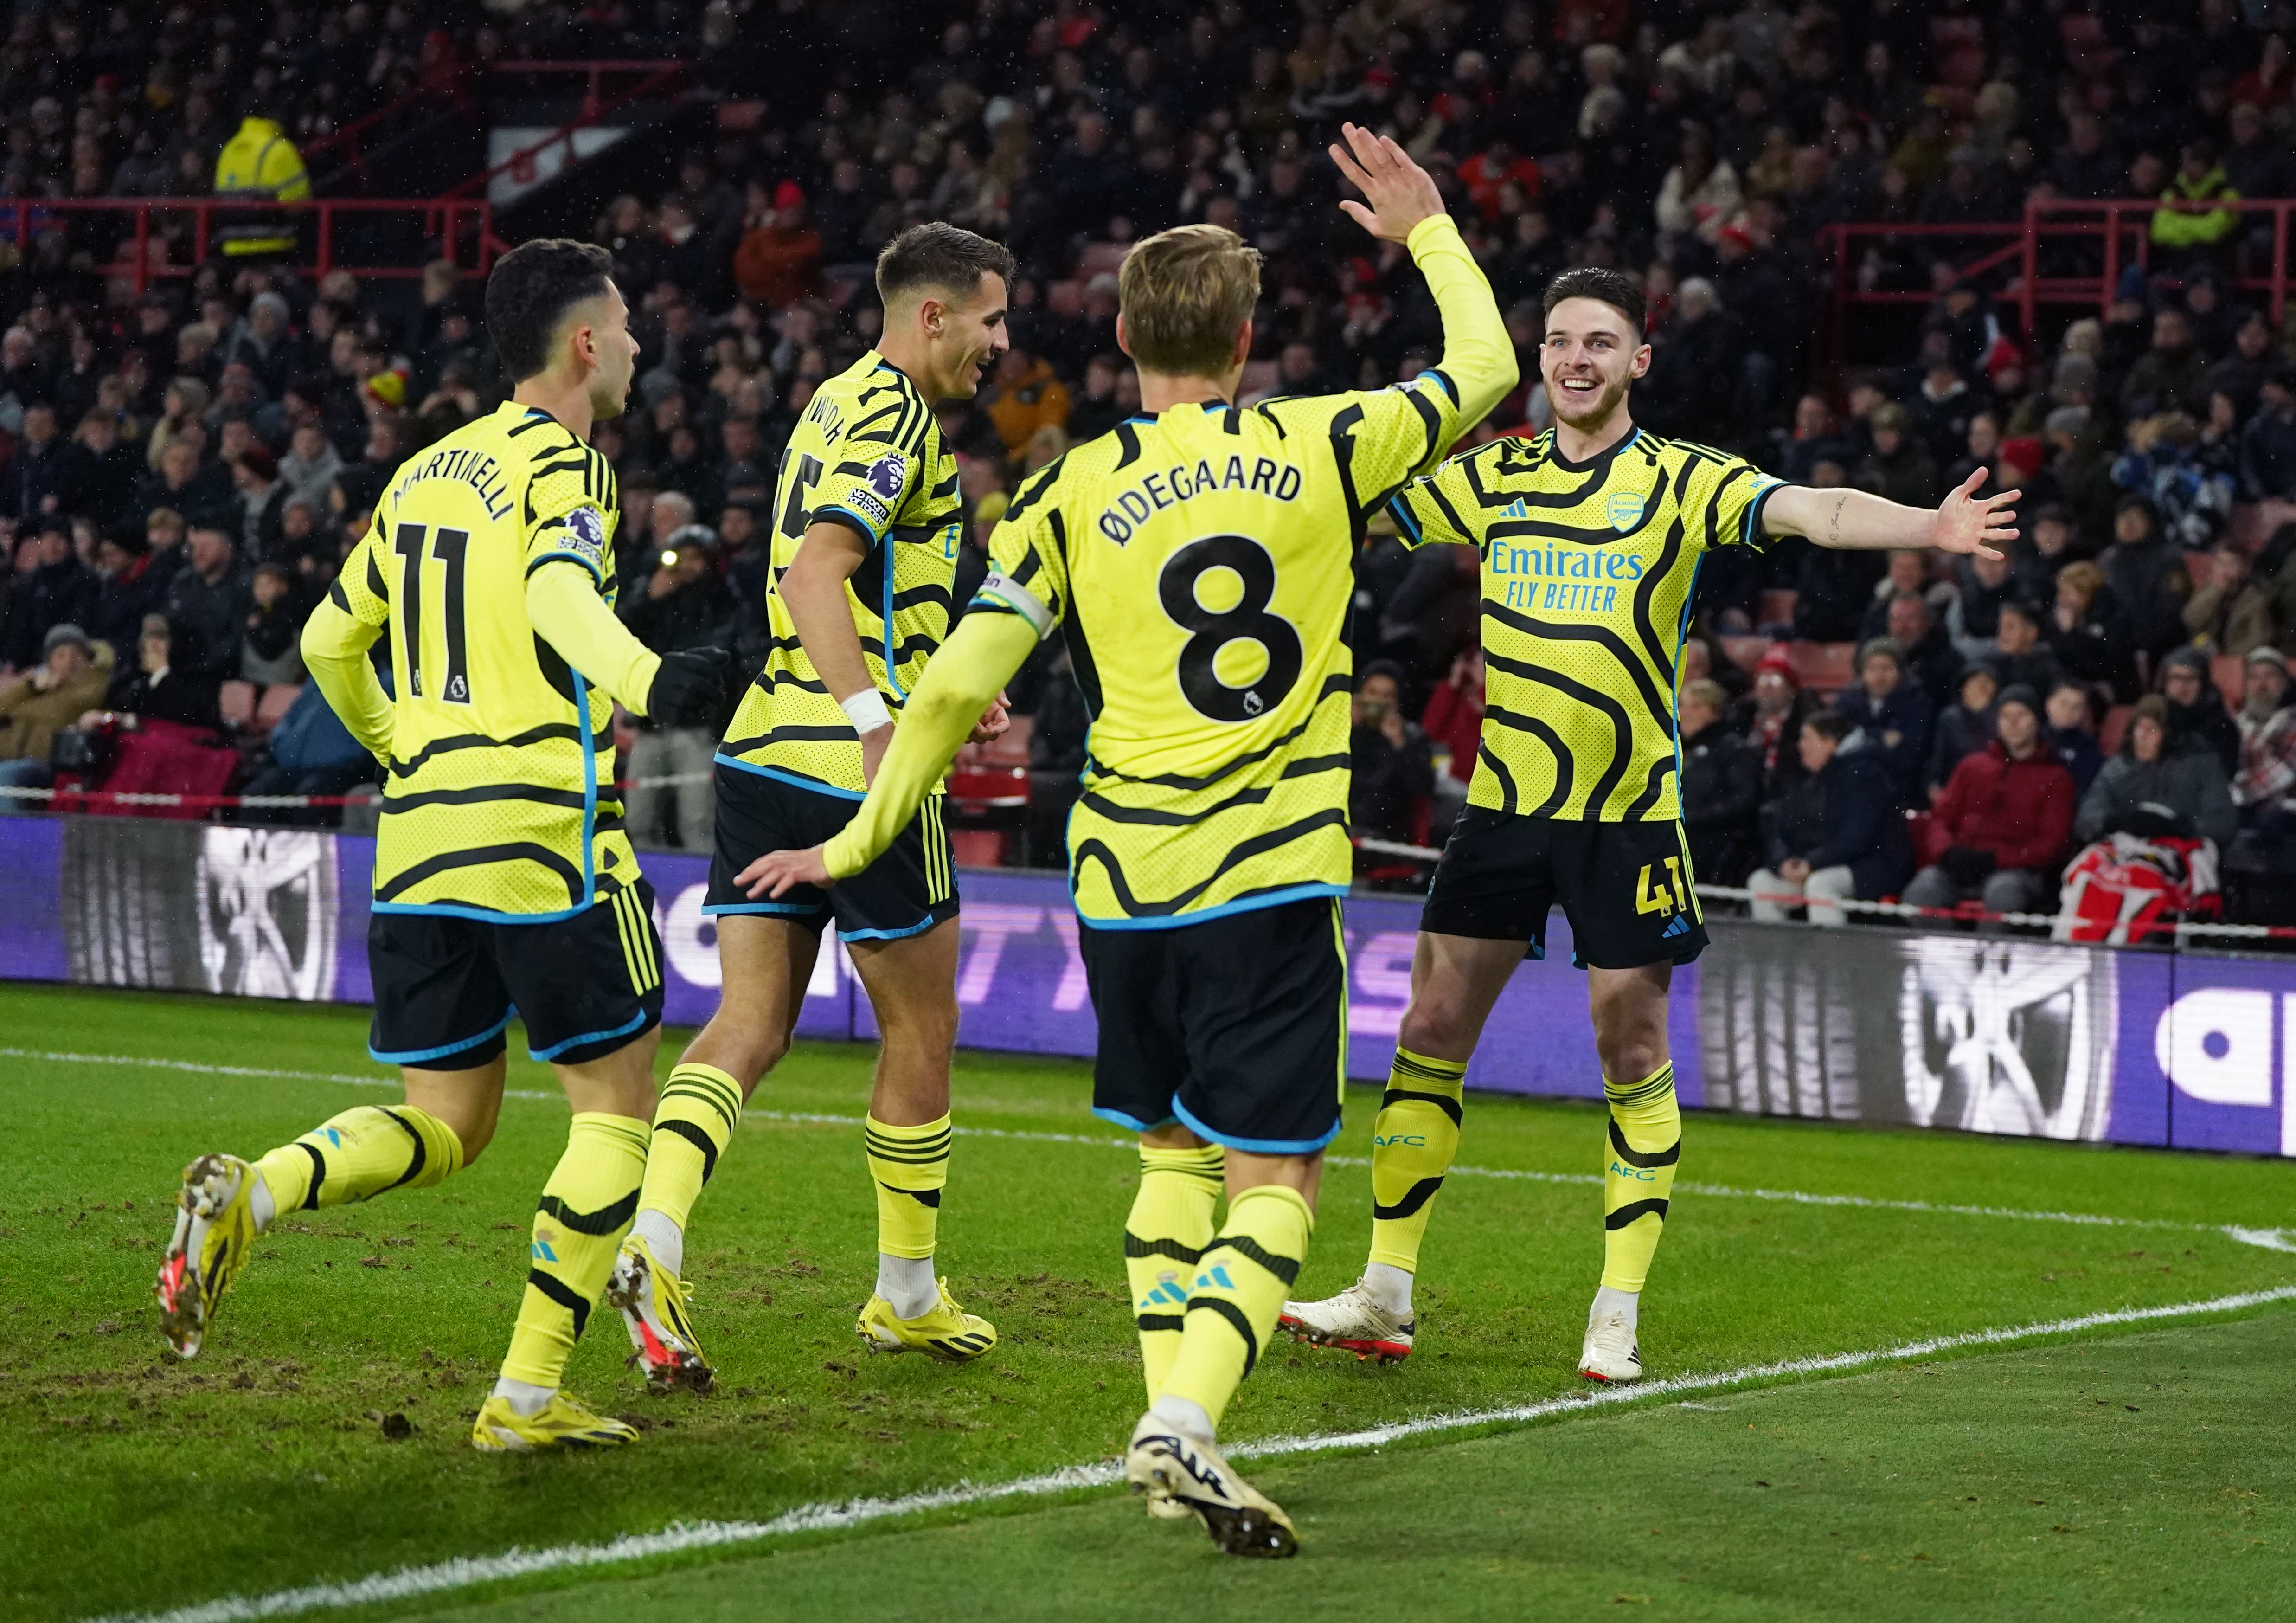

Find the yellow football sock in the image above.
[
  {"left": 866, "top": 1114, "right": 950, "bottom": 1260},
  {"left": 1160, "top": 1183, "right": 1313, "bottom": 1430},
  {"left": 1124, "top": 1143, "right": 1225, "bottom": 1402},
  {"left": 1366, "top": 1048, "right": 1466, "bottom": 1275},
  {"left": 636, "top": 1063, "right": 744, "bottom": 1233},
  {"left": 1601, "top": 1062, "right": 1681, "bottom": 1293},
  {"left": 251, "top": 1105, "right": 463, "bottom": 1213},
  {"left": 500, "top": 1112, "right": 648, "bottom": 1389}
]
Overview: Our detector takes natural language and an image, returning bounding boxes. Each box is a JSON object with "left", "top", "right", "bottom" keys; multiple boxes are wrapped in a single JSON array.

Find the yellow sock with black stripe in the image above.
[
  {"left": 251, "top": 1105, "right": 463, "bottom": 1216},
  {"left": 866, "top": 1113, "right": 951, "bottom": 1261},
  {"left": 1601, "top": 1062, "right": 1681, "bottom": 1293},
  {"left": 500, "top": 1112, "right": 648, "bottom": 1388},
  {"left": 1367, "top": 1048, "right": 1466, "bottom": 1275},
  {"left": 635, "top": 1063, "right": 744, "bottom": 1252},
  {"left": 1159, "top": 1183, "right": 1313, "bottom": 1430},
  {"left": 1124, "top": 1144, "right": 1226, "bottom": 1402}
]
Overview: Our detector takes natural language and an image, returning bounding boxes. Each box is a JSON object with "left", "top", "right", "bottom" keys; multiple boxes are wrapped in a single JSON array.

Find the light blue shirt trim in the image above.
[
  {"left": 1073, "top": 882, "right": 1350, "bottom": 932},
  {"left": 712, "top": 753, "right": 867, "bottom": 802}
]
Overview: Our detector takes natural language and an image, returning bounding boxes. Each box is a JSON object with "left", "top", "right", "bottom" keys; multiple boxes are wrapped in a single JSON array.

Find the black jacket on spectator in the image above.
[
  {"left": 163, "top": 566, "right": 253, "bottom": 678},
  {"left": 1350, "top": 721, "right": 1434, "bottom": 844},
  {"left": 0, "top": 436, "right": 69, "bottom": 522},
  {"left": 2240, "top": 406, "right": 2296, "bottom": 501},
  {"left": 1791, "top": 546, "right": 1884, "bottom": 642},
  {"left": 86, "top": 558, "right": 160, "bottom": 663},
  {"left": 2052, "top": 591, "right": 2140, "bottom": 701},
  {"left": 104, "top": 664, "right": 221, "bottom": 731},
  {"left": 1762, "top": 743, "right": 1913, "bottom": 900},
  {"left": 2167, "top": 682, "right": 2243, "bottom": 779},
  {"left": 1930, "top": 696, "right": 1999, "bottom": 791},
  {"left": 1832, "top": 682, "right": 1934, "bottom": 805},
  {"left": 2075, "top": 744, "right": 2238, "bottom": 846},
  {"left": 1680, "top": 718, "right": 1762, "bottom": 886},
  {"left": 2, "top": 556, "right": 100, "bottom": 670},
  {"left": 1900, "top": 621, "right": 1966, "bottom": 706},
  {"left": 2100, "top": 535, "right": 2194, "bottom": 657},
  {"left": 2048, "top": 725, "right": 2106, "bottom": 796}
]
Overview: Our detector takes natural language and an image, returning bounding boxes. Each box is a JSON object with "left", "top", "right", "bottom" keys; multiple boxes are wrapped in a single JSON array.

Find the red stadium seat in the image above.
[
  {"left": 255, "top": 683, "right": 301, "bottom": 734},
  {"left": 218, "top": 680, "right": 257, "bottom": 731},
  {"left": 1757, "top": 589, "right": 1797, "bottom": 627},
  {"left": 2098, "top": 704, "right": 2133, "bottom": 756},
  {"left": 2213, "top": 655, "right": 2246, "bottom": 710},
  {"left": 1719, "top": 634, "right": 1774, "bottom": 674},
  {"left": 1076, "top": 241, "right": 1128, "bottom": 278},
  {"left": 1786, "top": 640, "right": 1855, "bottom": 695},
  {"left": 951, "top": 830, "right": 1007, "bottom": 867}
]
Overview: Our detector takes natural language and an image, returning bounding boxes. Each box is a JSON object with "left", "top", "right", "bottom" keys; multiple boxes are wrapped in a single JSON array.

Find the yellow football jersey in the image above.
[
  {"left": 718, "top": 350, "right": 962, "bottom": 799},
  {"left": 319, "top": 403, "right": 635, "bottom": 918},
  {"left": 979, "top": 373, "right": 1466, "bottom": 926},
  {"left": 1389, "top": 426, "right": 1781, "bottom": 821}
]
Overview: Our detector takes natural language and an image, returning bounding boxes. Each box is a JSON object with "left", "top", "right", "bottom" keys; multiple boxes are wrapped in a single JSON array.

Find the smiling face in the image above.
[
  {"left": 1541, "top": 296, "right": 1648, "bottom": 434},
  {"left": 921, "top": 271, "right": 1011, "bottom": 400}
]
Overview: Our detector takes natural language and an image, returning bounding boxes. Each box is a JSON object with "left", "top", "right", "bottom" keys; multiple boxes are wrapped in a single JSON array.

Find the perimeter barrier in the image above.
[{"left": 1, "top": 816, "right": 2289, "bottom": 1160}]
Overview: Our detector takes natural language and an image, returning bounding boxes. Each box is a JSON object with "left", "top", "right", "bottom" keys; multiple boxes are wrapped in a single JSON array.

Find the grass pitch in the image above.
[{"left": 2, "top": 981, "right": 2293, "bottom": 1623}]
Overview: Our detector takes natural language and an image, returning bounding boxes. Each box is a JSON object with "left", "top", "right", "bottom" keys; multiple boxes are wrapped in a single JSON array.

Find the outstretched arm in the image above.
[
  {"left": 1329, "top": 122, "right": 1517, "bottom": 426},
  {"left": 1763, "top": 468, "right": 2020, "bottom": 560},
  {"left": 737, "top": 609, "right": 1041, "bottom": 897}
]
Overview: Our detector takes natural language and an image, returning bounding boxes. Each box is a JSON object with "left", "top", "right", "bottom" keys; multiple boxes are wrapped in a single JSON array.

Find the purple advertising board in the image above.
[{"left": 3, "top": 816, "right": 2288, "bottom": 1158}]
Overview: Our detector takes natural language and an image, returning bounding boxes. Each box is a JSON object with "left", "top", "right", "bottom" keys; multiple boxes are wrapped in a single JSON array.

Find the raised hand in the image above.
[
  {"left": 1932, "top": 468, "right": 2020, "bottom": 561},
  {"left": 1328, "top": 122, "right": 1444, "bottom": 245}
]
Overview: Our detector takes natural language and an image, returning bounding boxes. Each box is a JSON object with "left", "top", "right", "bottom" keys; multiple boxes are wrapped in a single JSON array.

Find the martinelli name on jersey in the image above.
[{"left": 1389, "top": 426, "right": 1781, "bottom": 823}]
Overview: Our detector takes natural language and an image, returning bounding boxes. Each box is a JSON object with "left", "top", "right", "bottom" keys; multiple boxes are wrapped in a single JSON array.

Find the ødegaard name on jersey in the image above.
[{"left": 1096, "top": 454, "right": 1303, "bottom": 545}]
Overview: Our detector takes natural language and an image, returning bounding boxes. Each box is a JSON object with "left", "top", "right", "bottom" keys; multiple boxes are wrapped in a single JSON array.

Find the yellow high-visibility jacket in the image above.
[{"left": 213, "top": 117, "right": 310, "bottom": 256}]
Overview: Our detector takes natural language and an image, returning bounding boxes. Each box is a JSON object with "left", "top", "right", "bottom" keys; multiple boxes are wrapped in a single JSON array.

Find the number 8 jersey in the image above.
[
  {"left": 980, "top": 376, "right": 1466, "bottom": 926},
  {"left": 319, "top": 403, "right": 636, "bottom": 918}
]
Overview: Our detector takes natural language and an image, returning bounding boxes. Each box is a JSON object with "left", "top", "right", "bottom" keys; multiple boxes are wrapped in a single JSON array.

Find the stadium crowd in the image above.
[{"left": 8, "top": 0, "right": 2296, "bottom": 930}]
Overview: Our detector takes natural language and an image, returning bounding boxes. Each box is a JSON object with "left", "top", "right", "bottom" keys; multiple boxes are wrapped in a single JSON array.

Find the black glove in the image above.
[
  {"left": 646, "top": 647, "right": 733, "bottom": 727},
  {"left": 1938, "top": 844, "right": 1998, "bottom": 888}
]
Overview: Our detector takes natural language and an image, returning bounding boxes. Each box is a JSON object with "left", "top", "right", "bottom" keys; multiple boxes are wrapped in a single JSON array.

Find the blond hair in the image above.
[{"left": 1118, "top": 224, "right": 1262, "bottom": 377}]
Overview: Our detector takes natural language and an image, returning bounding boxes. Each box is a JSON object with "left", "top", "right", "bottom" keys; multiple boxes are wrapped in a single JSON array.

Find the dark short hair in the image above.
[
  {"left": 1542, "top": 267, "right": 1645, "bottom": 335},
  {"left": 876, "top": 222, "right": 1015, "bottom": 308},
  {"left": 485, "top": 238, "right": 616, "bottom": 382},
  {"left": 1802, "top": 709, "right": 1851, "bottom": 744},
  {"left": 1998, "top": 597, "right": 2041, "bottom": 625}
]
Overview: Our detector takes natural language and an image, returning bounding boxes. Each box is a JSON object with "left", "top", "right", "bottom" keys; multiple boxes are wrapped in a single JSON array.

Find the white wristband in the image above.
[{"left": 839, "top": 688, "right": 892, "bottom": 733}]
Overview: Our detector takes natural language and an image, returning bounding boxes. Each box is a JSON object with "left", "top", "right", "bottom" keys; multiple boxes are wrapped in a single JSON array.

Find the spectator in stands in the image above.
[
  {"left": 279, "top": 420, "right": 346, "bottom": 516},
  {"left": 2184, "top": 539, "right": 2282, "bottom": 657},
  {"left": 1991, "top": 599, "right": 2065, "bottom": 696},
  {"left": 1947, "top": 547, "right": 2019, "bottom": 657},
  {"left": 165, "top": 524, "right": 253, "bottom": 679},
  {"left": 87, "top": 614, "right": 221, "bottom": 733},
  {"left": 2239, "top": 365, "right": 2296, "bottom": 504},
  {"left": 1, "top": 521, "right": 99, "bottom": 672},
  {"left": 231, "top": 445, "right": 290, "bottom": 563},
  {"left": 1023, "top": 642, "right": 1091, "bottom": 868},
  {"left": 2150, "top": 141, "right": 2241, "bottom": 270},
  {"left": 2011, "top": 503, "right": 2088, "bottom": 602},
  {"left": 621, "top": 525, "right": 737, "bottom": 851},
  {"left": 1350, "top": 661, "right": 1433, "bottom": 854},
  {"left": 1746, "top": 709, "right": 1911, "bottom": 928},
  {"left": 0, "top": 624, "right": 111, "bottom": 808},
  {"left": 2100, "top": 496, "right": 2195, "bottom": 661},
  {"left": 1855, "top": 401, "right": 1937, "bottom": 509},
  {"left": 1419, "top": 645, "right": 1483, "bottom": 837},
  {"left": 239, "top": 563, "right": 306, "bottom": 687},
  {"left": 239, "top": 679, "right": 380, "bottom": 829},
  {"left": 1906, "top": 685, "right": 2076, "bottom": 926},
  {"left": 1930, "top": 661, "right": 2002, "bottom": 798},
  {"left": 2161, "top": 645, "right": 2244, "bottom": 777},
  {"left": 0, "top": 402, "right": 69, "bottom": 524},
  {"left": 60, "top": 411, "right": 141, "bottom": 534},
  {"left": 981, "top": 346, "right": 1071, "bottom": 463},
  {"left": 1790, "top": 496, "right": 1886, "bottom": 641},
  {"left": 2048, "top": 559, "right": 2139, "bottom": 702},
  {"left": 1882, "top": 588, "right": 1965, "bottom": 707},
  {"left": 1678, "top": 677, "right": 1761, "bottom": 888},
  {"left": 2121, "top": 309, "right": 2210, "bottom": 419},
  {"left": 2232, "top": 648, "right": 2296, "bottom": 817},
  {"left": 1733, "top": 646, "right": 1821, "bottom": 805},
  {"left": 1832, "top": 636, "right": 1932, "bottom": 805},
  {"left": 2076, "top": 694, "right": 2238, "bottom": 847},
  {"left": 2045, "top": 680, "right": 2106, "bottom": 796},
  {"left": 87, "top": 533, "right": 160, "bottom": 664}
]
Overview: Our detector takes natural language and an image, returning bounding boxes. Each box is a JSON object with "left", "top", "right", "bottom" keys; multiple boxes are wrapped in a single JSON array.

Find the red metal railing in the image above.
[
  {"left": 444, "top": 60, "right": 691, "bottom": 202},
  {"left": 1821, "top": 196, "right": 2296, "bottom": 360},
  {"left": 2, "top": 197, "right": 507, "bottom": 293}
]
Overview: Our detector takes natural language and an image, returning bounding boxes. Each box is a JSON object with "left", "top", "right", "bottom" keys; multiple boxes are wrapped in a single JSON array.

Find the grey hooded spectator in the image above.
[{"left": 2075, "top": 694, "right": 2238, "bottom": 845}]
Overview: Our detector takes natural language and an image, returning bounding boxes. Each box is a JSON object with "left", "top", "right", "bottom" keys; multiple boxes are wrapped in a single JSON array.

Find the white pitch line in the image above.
[
  {"left": 85, "top": 1283, "right": 2296, "bottom": 1623},
  {"left": 11, "top": 1046, "right": 2294, "bottom": 1251}
]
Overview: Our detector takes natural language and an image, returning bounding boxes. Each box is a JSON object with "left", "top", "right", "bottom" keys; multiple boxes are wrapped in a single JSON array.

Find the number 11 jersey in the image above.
[
  {"left": 977, "top": 375, "right": 1466, "bottom": 927},
  {"left": 327, "top": 402, "right": 633, "bottom": 919}
]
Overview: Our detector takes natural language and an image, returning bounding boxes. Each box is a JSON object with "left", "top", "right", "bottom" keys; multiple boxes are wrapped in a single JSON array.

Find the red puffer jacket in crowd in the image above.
[{"left": 1931, "top": 740, "right": 2078, "bottom": 873}]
